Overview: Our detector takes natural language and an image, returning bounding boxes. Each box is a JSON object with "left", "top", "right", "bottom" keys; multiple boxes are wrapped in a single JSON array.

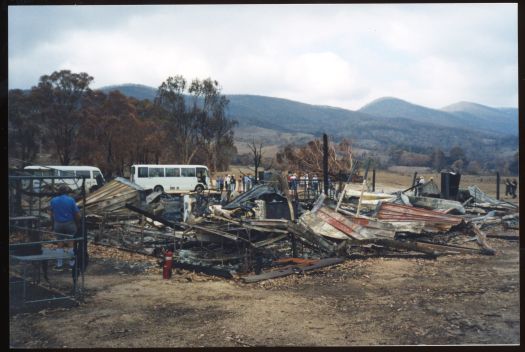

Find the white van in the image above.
[
  {"left": 23, "top": 165, "right": 105, "bottom": 193},
  {"left": 130, "top": 164, "right": 210, "bottom": 193}
]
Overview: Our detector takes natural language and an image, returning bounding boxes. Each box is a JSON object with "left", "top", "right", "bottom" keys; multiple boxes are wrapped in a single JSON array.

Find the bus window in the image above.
[
  {"left": 196, "top": 167, "right": 207, "bottom": 184},
  {"left": 166, "top": 167, "right": 180, "bottom": 177},
  {"left": 60, "top": 170, "right": 75, "bottom": 177},
  {"left": 138, "top": 167, "right": 148, "bottom": 178},
  {"left": 149, "top": 167, "right": 165, "bottom": 177},
  {"left": 181, "top": 168, "right": 196, "bottom": 177},
  {"left": 76, "top": 170, "right": 91, "bottom": 178},
  {"left": 130, "top": 167, "right": 135, "bottom": 182}
]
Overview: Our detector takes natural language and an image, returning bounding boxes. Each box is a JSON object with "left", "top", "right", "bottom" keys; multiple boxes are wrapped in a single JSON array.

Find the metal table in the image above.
[{"left": 10, "top": 248, "right": 77, "bottom": 304}]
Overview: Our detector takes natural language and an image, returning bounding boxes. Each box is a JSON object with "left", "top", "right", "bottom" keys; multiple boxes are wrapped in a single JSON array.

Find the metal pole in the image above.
[
  {"left": 29, "top": 180, "right": 33, "bottom": 216},
  {"left": 496, "top": 172, "right": 500, "bottom": 200},
  {"left": 81, "top": 177, "right": 86, "bottom": 292},
  {"left": 323, "top": 134, "right": 329, "bottom": 196}
]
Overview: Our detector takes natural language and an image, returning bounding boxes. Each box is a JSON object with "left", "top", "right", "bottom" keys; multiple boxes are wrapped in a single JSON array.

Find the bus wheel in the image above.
[
  {"left": 154, "top": 185, "right": 164, "bottom": 193},
  {"left": 195, "top": 185, "right": 204, "bottom": 193}
]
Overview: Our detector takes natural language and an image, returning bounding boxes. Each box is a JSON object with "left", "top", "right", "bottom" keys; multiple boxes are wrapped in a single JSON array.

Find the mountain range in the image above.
[{"left": 99, "top": 84, "right": 518, "bottom": 159}]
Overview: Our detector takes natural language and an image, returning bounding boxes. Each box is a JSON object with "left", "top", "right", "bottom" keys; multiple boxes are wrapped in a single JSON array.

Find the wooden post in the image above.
[
  {"left": 412, "top": 172, "right": 418, "bottom": 188},
  {"left": 356, "top": 159, "right": 371, "bottom": 218},
  {"left": 323, "top": 134, "right": 329, "bottom": 196},
  {"left": 372, "top": 169, "right": 376, "bottom": 192},
  {"left": 496, "top": 172, "right": 500, "bottom": 200}
]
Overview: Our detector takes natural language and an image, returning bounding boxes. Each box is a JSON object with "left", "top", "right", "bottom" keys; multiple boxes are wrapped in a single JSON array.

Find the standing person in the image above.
[
  {"left": 216, "top": 176, "right": 221, "bottom": 192},
  {"left": 415, "top": 176, "right": 425, "bottom": 196},
  {"left": 312, "top": 174, "right": 319, "bottom": 195},
  {"left": 291, "top": 173, "right": 298, "bottom": 195},
  {"left": 505, "top": 179, "right": 512, "bottom": 196},
  {"left": 224, "top": 175, "right": 230, "bottom": 192},
  {"left": 511, "top": 179, "right": 518, "bottom": 198},
  {"left": 219, "top": 176, "right": 224, "bottom": 191},
  {"left": 50, "top": 185, "right": 80, "bottom": 269},
  {"left": 247, "top": 174, "right": 253, "bottom": 191},
  {"left": 243, "top": 174, "right": 248, "bottom": 192},
  {"left": 231, "top": 175, "right": 236, "bottom": 191},
  {"left": 328, "top": 176, "right": 334, "bottom": 198}
]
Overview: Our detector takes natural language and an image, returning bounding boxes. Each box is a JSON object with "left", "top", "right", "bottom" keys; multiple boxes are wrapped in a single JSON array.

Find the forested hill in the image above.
[
  {"left": 359, "top": 97, "right": 517, "bottom": 135},
  {"left": 98, "top": 84, "right": 518, "bottom": 160},
  {"left": 99, "top": 84, "right": 517, "bottom": 136}
]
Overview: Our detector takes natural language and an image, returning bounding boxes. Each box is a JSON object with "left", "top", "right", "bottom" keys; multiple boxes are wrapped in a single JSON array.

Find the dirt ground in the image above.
[{"left": 9, "top": 221, "right": 519, "bottom": 347}]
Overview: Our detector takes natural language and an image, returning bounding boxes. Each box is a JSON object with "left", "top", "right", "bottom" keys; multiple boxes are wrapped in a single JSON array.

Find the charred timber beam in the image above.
[
  {"left": 171, "top": 261, "right": 235, "bottom": 279},
  {"left": 287, "top": 222, "right": 335, "bottom": 255},
  {"left": 241, "top": 257, "right": 345, "bottom": 283}
]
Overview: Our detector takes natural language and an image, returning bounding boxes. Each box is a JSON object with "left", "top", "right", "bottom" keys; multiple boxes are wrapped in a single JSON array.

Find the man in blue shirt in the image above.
[{"left": 50, "top": 185, "right": 80, "bottom": 269}]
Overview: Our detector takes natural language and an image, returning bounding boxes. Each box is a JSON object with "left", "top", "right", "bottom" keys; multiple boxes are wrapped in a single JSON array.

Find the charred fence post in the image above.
[
  {"left": 496, "top": 172, "right": 500, "bottom": 200},
  {"left": 323, "top": 133, "right": 329, "bottom": 196},
  {"left": 412, "top": 172, "right": 418, "bottom": 189},
  {"left": 291, "top": 233, "right": 298, "bottom": 257},
  {"left": 372, "top": 168, "right": 376, "bottom": 192}
]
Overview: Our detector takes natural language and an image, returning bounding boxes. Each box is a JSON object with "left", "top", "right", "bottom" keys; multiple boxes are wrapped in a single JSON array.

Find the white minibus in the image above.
[
  {"left": 23, "top": 165, "right": 105, "bottom": 193},
  {"left": 130, "top": 164, "right": 210, "bottom": 193}
]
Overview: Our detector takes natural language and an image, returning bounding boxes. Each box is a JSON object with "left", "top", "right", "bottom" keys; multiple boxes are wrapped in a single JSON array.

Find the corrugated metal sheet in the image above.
[
  {"left": 299, "top": 211, "right": 351, "bottom": 240},
  {"left": 316, "top": 207, "right": 394, "bottom": 239},
  {"left": 468, "top": 185, "right": 518, "bottom": 209},
  {"left": 376, "top": 202, "right": 463, "bottom": 232},
  {"left": 408, "top": 196, "right": 465, "bottom": 214}
]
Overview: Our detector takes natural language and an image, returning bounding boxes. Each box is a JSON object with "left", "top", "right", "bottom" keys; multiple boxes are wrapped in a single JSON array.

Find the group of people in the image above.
[
  {"left": 288, "top": 172, "right": 321, "bottom": 194},
  {"left": 505, "top": 179, "right": 518, "bottom": 198},
  {"left": 215, "top": 174, "right": 254, "bottom": 193}
]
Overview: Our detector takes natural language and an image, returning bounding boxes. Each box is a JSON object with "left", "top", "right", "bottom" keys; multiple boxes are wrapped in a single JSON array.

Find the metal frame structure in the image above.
[{"left": 9, "top": 175, "right": 87, "bottom": 305}]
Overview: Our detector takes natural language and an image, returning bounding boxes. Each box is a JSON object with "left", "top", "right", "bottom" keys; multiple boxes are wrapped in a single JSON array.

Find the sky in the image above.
[{"left": 8, "top": 3, "right": 518, "bottom": 110}]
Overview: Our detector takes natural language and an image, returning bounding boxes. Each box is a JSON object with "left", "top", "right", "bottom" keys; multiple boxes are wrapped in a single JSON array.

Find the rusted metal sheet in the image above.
[
  {"left": 299, "top": 211, "right": 351, "bottom": 240},
  {"left": 317, "top": 207, "right": 392, "bottom": 240},
  {"left": 376, "top": 202, "right": 463, "bottom": 232}
]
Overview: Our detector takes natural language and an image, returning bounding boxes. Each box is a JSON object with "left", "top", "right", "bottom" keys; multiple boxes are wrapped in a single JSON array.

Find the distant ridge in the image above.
[
  {"left": 95, "top": 84, "right": 518, "bottom": 160},
  {"left": 359, "top": 97, "right": 517, "bottom": 135},
  {"left": 99, "top": 83, "right": 157, "bottom": 101}
]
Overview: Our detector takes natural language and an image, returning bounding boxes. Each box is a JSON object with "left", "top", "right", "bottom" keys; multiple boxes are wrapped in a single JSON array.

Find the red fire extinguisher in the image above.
[{"left": 163, "top": 250, "right": 173, "bottom": 279}]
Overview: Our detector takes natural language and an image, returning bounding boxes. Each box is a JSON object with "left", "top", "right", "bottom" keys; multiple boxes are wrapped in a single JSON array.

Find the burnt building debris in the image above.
[
  {"left": 10, "top": 166, "right": 518, "bottom": 284},
  {"left": 70, "top": 170, "right": 518, "bottom": 282}
]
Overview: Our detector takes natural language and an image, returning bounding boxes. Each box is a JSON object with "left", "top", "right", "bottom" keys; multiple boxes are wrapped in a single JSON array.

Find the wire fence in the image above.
[{"left": 8, "top": 174, "right": 87, "bottom": 307}]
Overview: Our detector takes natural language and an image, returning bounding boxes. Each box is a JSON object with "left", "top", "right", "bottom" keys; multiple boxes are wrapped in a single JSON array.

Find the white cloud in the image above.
[{"left": 8, "top": 4, "right": 518, "bottom": 109}]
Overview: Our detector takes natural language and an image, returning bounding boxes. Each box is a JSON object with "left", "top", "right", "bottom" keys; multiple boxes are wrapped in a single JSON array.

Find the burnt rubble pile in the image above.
[{"left": 82, "top": 176, "right": 518, "bottom": 282}]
